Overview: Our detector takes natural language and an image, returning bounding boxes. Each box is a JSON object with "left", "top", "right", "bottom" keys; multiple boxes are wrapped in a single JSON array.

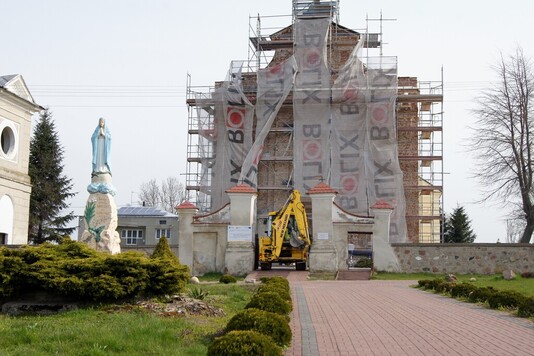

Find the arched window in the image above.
[{"left": 0, "top": 195, "right": 14, "bottom": 244}]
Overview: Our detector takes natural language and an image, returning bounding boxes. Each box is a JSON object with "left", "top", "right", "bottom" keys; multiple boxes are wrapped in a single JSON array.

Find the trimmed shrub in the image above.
[
  {"left": 517, "top": 297, "right": 534, "bottom": 318},
  {"left": 260, "top": 276, "right": 289, "bottom": 289},
  {"left": 219, "top": 274, "right": 237, "bottom": 284},
  {"left": 246, "top": 291, "right": 292, "bottom": 315},
  {"left": 487, "top": 290, "right": 527, "bottom": 309},
  {"left": 450, "top": 283, "right": 478, "bottom": 298},
  {"left": 467, "top": 287, "right": 496, "bottom": 303},
  {"left": 207, "top": 330, "right": 282, "bottom": 356},
  {"left": 417, "top": 279, "right": 433, "bottom": 289},
  {"left": 226, "top": 308, "right": 291, "bottom": 347},
  {"left": 256, "top": 284, "right": 291, "bottom": 302},
  {"left": 0, "top": 241, "right": 190, "bottom": 301},
  {"left": 435, "top": 281, "right": 455, "bottom": 294},
  {"left": 429, "top": 278, "right": 445, "bottom": 290}
]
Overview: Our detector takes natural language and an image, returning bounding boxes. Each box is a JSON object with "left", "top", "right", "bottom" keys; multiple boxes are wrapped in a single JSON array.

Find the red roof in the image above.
[
  {"left": 226, "top": 183, "right": 256, "bottom": 193},
  {"left": 370, "top": 200, "right": 394, "bottom": 210},
  {"left": 175, "top": 201, "right": 198, "bottom": 210},
  {"left": 307, "top": 182, "right": 338, "bottom": 195}
]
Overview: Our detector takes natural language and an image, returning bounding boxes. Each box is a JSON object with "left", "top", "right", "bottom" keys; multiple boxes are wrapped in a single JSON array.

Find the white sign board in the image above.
[
  {"left": 228, "top": 225, "right": 253, "bottom": 242},
  {"left": 317, "top": 232, "right": 329, "bottom": 240}
]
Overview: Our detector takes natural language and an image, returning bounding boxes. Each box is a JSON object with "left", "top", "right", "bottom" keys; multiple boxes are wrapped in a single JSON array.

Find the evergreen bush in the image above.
[
  {"left": 225, "top": 308, "right": 292, "bottom": 347},
  {"left": 450, "top": 283, "right": 477, "bottom": 298},
  {"left": 417, "top": 279, "right": 433, "bottom": 289},
  {"left": 256, "top": 284, "right": 291, "bottom": 302},
  {"left": 219, "top": 274, "right": 237, "bottom": 284},
  {"left": 245, "top": 291, "right": 292, "bottom": 316},
  {"left": 260, "top": 276, "right": 289, "bottom": 289},
  {"left": 434, "top": 281, "right": 455, "bottom": 293},
  {"left": 517, "top": 297, "right": 534, "bottom": 318},
  {"left": 0, "top": 241, "right": 189, "bottom": 301},
  {"left": 487, "top": 290, "right": 527, "bottom": 309},
  {"left": 428, "top": 278, "right": 445, "bottom": 290},
  {"left": 467, "top": 286, "right": 496, "bottom": 303},
  {"left": 207, "top": 330, "right": 282, "bottom": 356}
]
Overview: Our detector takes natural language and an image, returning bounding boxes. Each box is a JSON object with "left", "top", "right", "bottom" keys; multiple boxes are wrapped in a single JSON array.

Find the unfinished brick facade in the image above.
[{"left": 186, "top": 10, "right": 443, "bottom": 243}]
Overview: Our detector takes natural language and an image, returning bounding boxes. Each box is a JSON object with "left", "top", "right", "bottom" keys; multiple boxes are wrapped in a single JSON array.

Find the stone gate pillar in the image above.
[
  {"left": 371, "top": 200, "right": 401, "bottom": 272},
  {"left": 176, "top": 201, "right": 198, "bottom": 271},
  {"left": 308, "top": 182, "right": 338, "bottom": 273},
  {"left": 225, "top": 183, "right": 257, "bottom": 275}
]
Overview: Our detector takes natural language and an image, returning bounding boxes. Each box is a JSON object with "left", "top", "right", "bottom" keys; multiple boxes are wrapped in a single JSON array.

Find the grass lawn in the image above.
[
  {"left": 373, "top": 272, "right": 534, "bottom": 297},
  {"left": 0, "top": 282, "right": 255, "bottom": 356}
]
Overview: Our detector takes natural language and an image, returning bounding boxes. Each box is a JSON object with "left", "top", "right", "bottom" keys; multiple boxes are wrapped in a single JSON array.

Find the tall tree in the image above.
[
  {"left": 471, "top": 47, "right": 534, "bottom": 243},
  {"left": 443, "top": 206, "right": 476, "bottom": 243},
  {"left": 138, "top": 177, "right": 185, "bottom": 213},
  {"left": 28, "top": 109, "right": 75, "bottom": 243}
]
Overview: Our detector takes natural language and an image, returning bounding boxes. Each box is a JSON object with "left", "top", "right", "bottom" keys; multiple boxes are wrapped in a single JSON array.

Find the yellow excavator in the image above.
[{"left": 258, "top": 190, "right": 312, "bottom": 271}]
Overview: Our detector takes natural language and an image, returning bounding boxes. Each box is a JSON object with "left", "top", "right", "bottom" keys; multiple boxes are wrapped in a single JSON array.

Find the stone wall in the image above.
[{"left": 392, "top": 243, "right": 534, "bottom": 274}]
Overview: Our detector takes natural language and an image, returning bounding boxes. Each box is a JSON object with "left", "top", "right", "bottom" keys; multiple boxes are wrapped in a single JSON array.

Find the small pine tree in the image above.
[
  {"left": 28, "top": 109, "right": 75, "bottom": 244},
  {"left": 443, "top": 205, "right": 476, "bottom": 243},
  {"left": 151, "top": 235, "right": 176, "bottom": 261}
]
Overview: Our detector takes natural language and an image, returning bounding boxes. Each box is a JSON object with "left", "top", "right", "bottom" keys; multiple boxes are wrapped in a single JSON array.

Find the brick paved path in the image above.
[{"left": 277, "top": 276, "right": 534, "bottom": 356}]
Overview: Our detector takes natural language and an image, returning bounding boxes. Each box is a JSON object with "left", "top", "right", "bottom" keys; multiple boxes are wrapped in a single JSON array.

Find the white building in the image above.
[{"left": 0, "top": 75, "right": 42, "bottom": 245}]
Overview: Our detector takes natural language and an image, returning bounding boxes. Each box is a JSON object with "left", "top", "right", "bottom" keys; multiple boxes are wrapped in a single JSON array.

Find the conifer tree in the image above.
[
  {"left": 28, "top": 109, "right": 75, "bottom": 243},
  {"left": 443, "top": 205, "right": 476, "bottom": 243}
]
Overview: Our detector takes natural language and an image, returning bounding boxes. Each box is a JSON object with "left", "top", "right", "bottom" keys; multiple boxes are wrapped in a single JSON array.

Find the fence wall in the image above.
[{"left": 392, "top": 243, "right": 534, "bottom": 274}]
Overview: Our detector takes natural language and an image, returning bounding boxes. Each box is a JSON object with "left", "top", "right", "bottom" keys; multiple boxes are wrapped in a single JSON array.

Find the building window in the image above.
[
  {"left": 155, "top": 228, "right": 171, "bottom": 239},
  {"left": 121, "top": 229, "right": 143, "bottom": 245},
  {"left": 0, "top": 120, "right": 18, "bottom": 161},
  {"left": 159, "top": 220, "right": 167, "bottom": 225}
]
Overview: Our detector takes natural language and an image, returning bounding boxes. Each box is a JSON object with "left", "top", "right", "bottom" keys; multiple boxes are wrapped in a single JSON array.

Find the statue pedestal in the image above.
[{"left": 81, "top": 192, "right": 120, "bottom": 254}]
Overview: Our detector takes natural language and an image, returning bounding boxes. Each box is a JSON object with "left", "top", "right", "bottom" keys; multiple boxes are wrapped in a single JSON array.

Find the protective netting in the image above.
[
  {"left": 199, "top": 18, "right": 407, "bottom": 241},
  {"left": 293, "top": 18, "right": 331, "bottom": 192},
  {"left": 210, "top": 62, "right": 254, "bottom": 209},
  {"left": 239, "top": 56, "right": 297, "bottom": 188}
]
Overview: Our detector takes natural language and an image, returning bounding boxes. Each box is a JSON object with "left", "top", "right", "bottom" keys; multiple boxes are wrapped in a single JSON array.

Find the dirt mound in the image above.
[{"left": 109, "top": 294, "right": 226, "bottom": 317}]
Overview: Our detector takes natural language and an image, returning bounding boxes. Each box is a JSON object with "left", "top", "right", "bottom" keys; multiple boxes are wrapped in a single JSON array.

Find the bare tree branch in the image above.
[
  {"left": 470, "top": 46, "right": 534, "bottom": 243},
  {"left": 138, "top": 179, "right": 161, "bottom": 207},
  {"left": 161, "top": 177, "right": 186, "bottom": 213},
  {"left": 138, "top": 177, "right": 185, "bottom": 213}
]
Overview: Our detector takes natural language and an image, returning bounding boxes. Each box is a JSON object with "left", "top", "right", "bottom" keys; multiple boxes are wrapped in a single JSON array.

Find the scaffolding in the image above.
[
  {"left": 185, "top": 0, "right": 444, "bottom": 242},
  {"left": 397, "top": 77, "right": 444, "bottom": 243}
]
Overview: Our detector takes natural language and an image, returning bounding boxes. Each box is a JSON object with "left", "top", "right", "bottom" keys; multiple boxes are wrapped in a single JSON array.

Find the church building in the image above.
[{"left": 0, "top": 74, "right": 42, "bottom": 245}]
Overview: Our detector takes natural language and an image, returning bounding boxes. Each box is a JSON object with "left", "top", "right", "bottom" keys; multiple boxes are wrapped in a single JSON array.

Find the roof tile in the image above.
[
  {"left": 175, "top": 201, "right": 198, "bottom": 210},
  {"left": 307, "top": 182, "right": 338, "bottom": 195}
]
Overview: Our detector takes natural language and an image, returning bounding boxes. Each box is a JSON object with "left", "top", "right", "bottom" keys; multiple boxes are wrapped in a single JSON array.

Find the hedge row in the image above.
[
  {"left": 417, "top": 278, "right": 534, "bottom": 318},
  {"left": 0, "top": 238, "right": 190, "bottom": 302},
  {"left": 207, "top": 276, "right": 293, "bottom": 356}
]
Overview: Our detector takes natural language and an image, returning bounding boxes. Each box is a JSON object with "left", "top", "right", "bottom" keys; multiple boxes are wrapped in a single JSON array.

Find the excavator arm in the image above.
[{"left": 268, "top": 190, "right": 311, "bottom": 258}]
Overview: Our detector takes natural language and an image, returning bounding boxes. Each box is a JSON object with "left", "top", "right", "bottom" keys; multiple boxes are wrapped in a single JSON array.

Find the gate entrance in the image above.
[{"left": 347, "top": 232, "right": 373, "bottom": 269}]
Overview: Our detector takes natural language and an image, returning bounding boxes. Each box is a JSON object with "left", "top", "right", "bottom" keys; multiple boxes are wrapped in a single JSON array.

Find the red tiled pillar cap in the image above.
[
  {"left": 370, "top": 200, "right": 394, "bottom": 210},
  {"left": 307, "top": 182, "right": 338, "bottom": 195},
  {"left": 175, "top": 201, "right": 198, "bottom": 210},
  {"left": 225, "top": 183, "right": 256, "bottom": 193}
]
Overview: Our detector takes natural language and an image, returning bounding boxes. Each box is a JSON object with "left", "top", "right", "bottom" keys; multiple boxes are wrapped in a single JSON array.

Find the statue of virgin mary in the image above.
[{"left": 91, "top": 117, "right": 112, "bottom": 175}]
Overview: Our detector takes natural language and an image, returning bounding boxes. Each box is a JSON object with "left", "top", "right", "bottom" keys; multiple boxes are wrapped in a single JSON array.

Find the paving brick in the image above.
[{"left": 273, "top": 275, "right": 534, "bottom": 356}]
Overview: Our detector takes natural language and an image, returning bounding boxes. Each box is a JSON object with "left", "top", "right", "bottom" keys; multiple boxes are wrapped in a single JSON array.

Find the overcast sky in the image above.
[{"left": 2, "top": 0, "right": 533, "bottom": 243}]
